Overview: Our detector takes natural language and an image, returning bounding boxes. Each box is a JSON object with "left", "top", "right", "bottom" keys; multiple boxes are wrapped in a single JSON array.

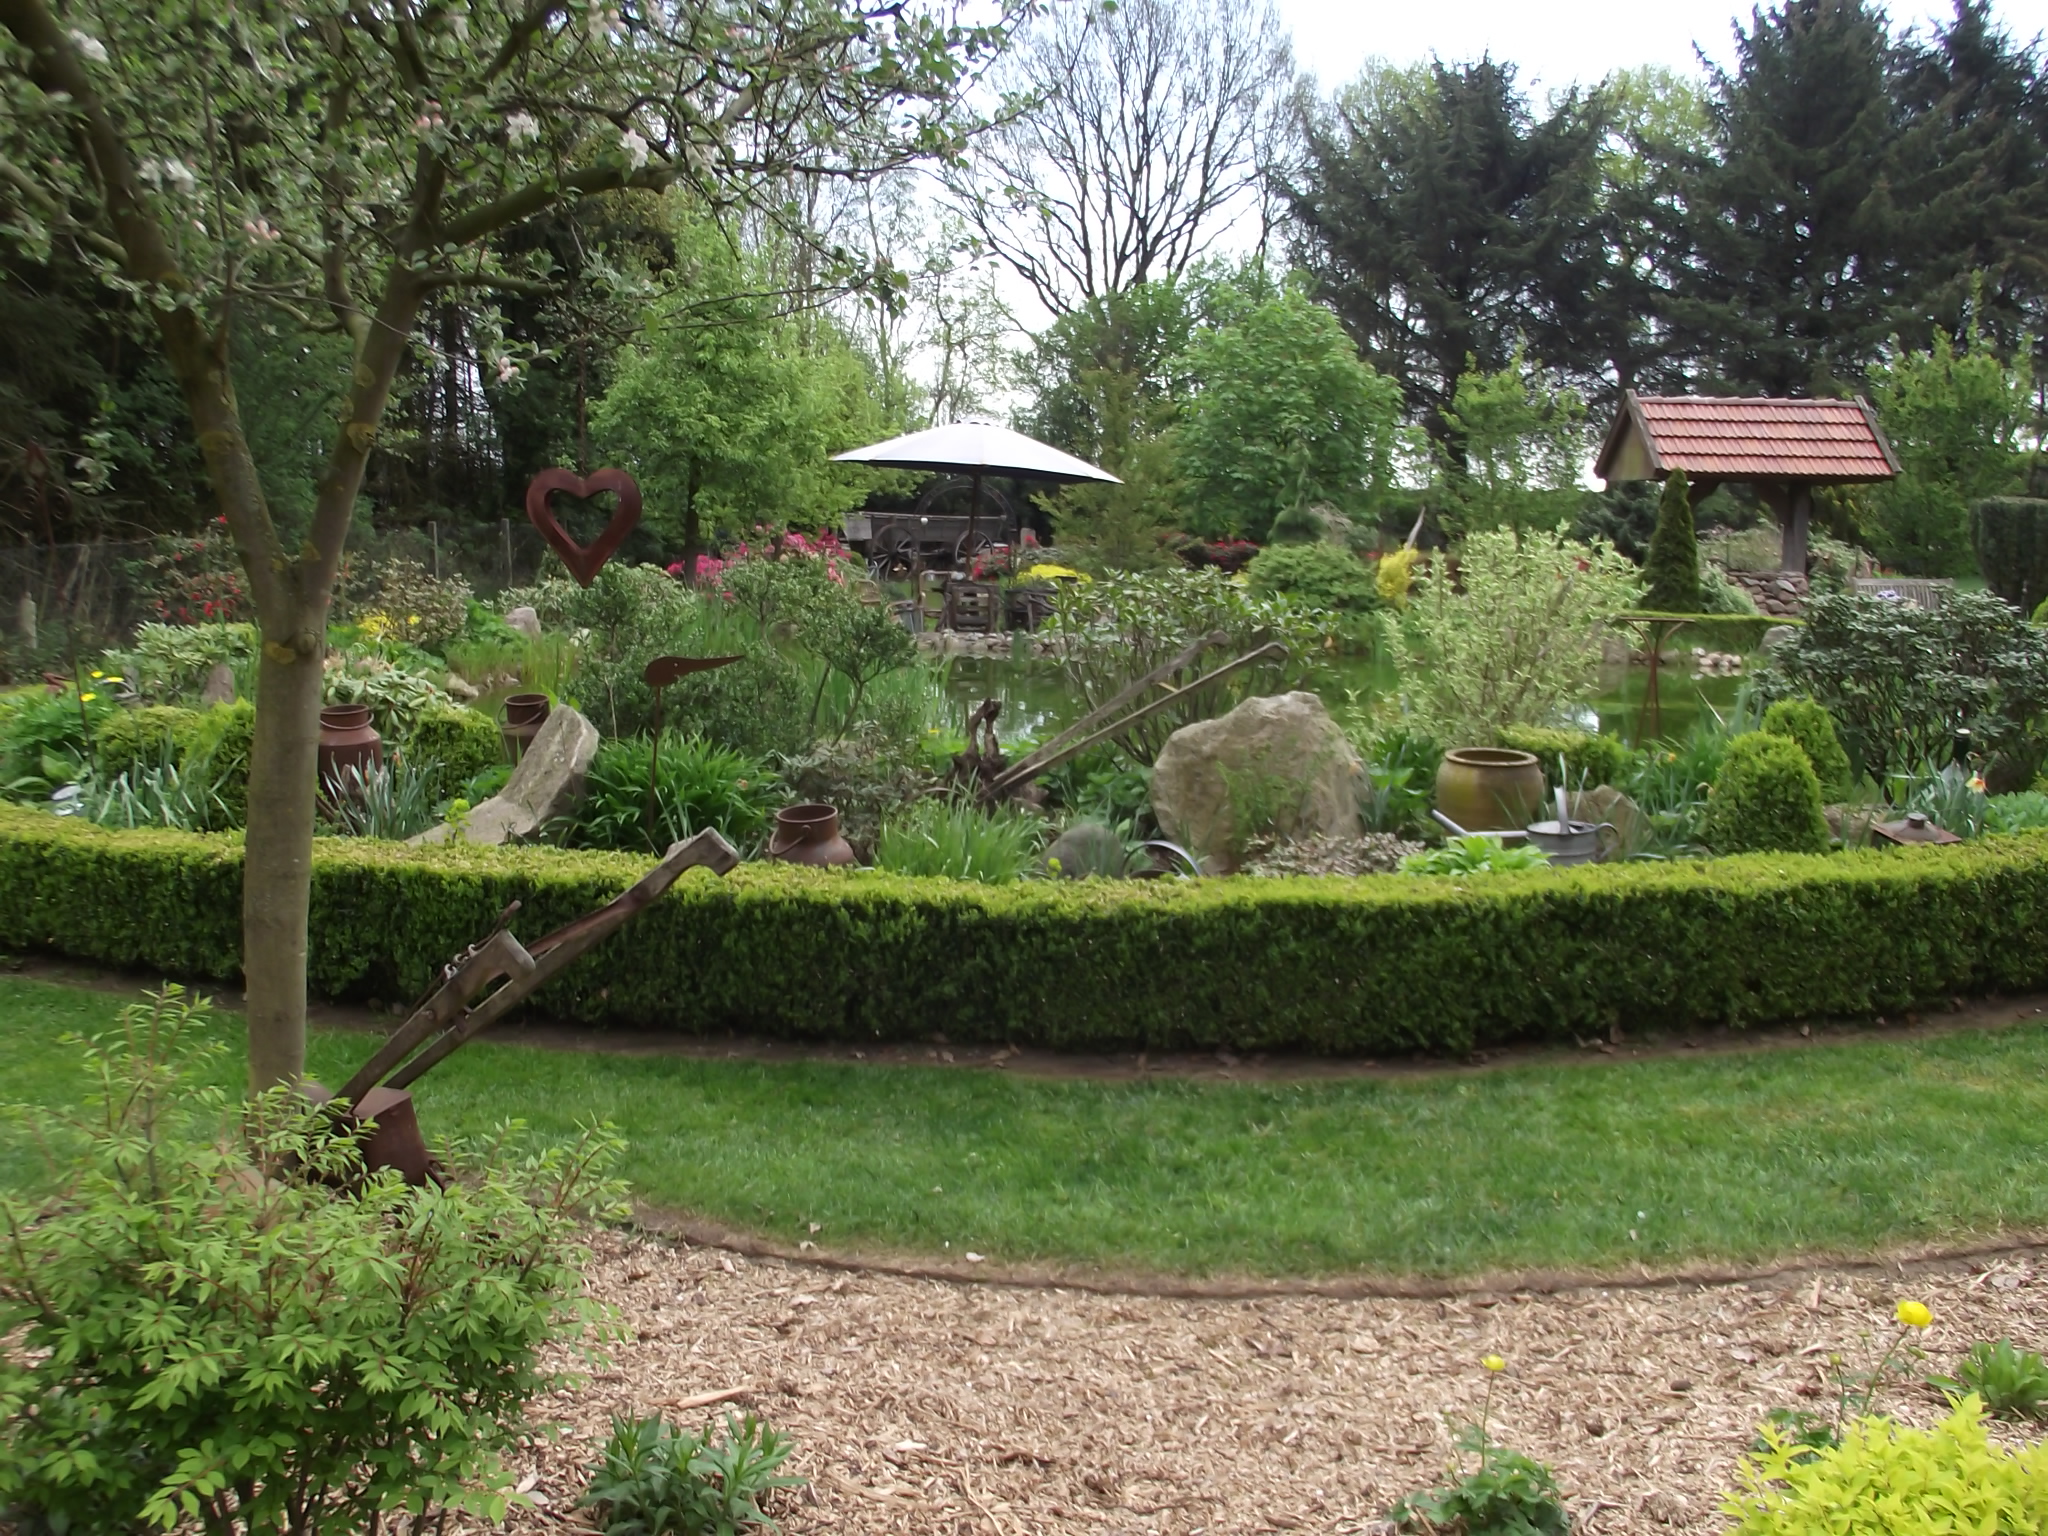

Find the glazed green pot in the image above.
[{"left": 1435, "top": 747, "right": 1546, "bottom": 832}]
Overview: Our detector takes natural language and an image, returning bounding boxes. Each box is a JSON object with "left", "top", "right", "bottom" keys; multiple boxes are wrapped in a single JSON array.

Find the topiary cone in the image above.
[{"left": 1642, "top": 469, "right": 1700, "bottom": 613}]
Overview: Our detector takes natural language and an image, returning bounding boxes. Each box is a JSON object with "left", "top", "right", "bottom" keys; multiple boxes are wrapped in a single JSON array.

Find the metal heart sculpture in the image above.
[{"left": 524, "top": 467, "right": 642, "bottom": 586}]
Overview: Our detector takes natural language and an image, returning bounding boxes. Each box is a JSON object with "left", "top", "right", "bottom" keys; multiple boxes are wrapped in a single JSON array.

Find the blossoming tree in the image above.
[{"left": 0, "top": 0, "right": 1022, "bottom": 1087}]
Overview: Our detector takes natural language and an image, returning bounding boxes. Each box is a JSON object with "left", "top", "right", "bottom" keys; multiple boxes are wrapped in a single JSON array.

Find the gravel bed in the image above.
[{"left": 475, "top": 1233, "right": 2048, "bottom": 1535}]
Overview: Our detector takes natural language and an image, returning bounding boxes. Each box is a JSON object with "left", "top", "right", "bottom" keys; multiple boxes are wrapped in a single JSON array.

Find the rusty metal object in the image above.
[
  {"left": 525, "top": 467, "right": 642, "bottom": 586},
  {"left": 1872, "top": 810, "right": 1964, "bottom": 846},
  {"left": 643, "top": 656, "right": 744, "bottom": 839},
  {"left": 312, "top": 829, "right": 740, "bottom": 1184},
  {"left": 977, "top": 635, "right": 1289, "bottom": 804}
]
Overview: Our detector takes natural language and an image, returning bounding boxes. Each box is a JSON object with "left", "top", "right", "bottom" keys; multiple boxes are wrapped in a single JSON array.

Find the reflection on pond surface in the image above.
[{"left": 933, "top": 653, "right": 1748, "bottom": 747}]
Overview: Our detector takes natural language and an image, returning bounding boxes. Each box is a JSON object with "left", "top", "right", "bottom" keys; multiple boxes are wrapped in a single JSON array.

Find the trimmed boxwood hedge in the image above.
[{"left": 4, "top": 805, "right": 2048, "bottom": 1055}]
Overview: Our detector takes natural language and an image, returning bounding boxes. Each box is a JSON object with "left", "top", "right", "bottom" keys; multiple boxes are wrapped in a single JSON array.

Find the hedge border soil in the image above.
[{"left": 463, "top": 1233, "right": 2048, "bottom": 1536}]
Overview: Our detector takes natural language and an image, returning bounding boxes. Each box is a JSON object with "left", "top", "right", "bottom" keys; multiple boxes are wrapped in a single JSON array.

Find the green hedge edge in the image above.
[{"left": 5, "top": 805, "right": 2047, "bottom": 1055}]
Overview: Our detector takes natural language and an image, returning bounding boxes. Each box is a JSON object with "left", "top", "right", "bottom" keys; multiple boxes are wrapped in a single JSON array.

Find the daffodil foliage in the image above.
[{"left": 0, "top": 0, "right": 1027, "bottom": 1086}]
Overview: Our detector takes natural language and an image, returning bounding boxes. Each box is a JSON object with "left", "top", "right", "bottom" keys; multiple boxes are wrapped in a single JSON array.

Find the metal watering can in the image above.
[{"left": 1521, "top": 817, "right": 1619, "bottom": 866}]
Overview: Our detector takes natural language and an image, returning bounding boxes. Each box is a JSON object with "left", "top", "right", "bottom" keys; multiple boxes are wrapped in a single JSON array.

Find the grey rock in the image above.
[
  {"left": 198, "top": 661, "right": 236, "bottom": 708},
  {"left": 1569, "top": 785, "right": 1651, "bottom": 859},
  {"left": 411, "top": 704, "right": 598, "bottom": 845},
  {"left": 1760, "top": 624, "right": 1799, "bottom": 651},
  {"left": 1149, "top": 692, "right": 1363, "bottom": 875},
  {"left": 504, "top": 605, "right": 542, "bottom": 641},
  {"left": 1040, "top": 821, "right": 1130, "bottom": 878}
]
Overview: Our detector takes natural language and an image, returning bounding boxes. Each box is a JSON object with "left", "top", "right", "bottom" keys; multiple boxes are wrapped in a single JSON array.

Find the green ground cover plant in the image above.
[
  {"left": 10, "top": 978, "right": 2048, "bottom": 1279},
  {"left": 6, "top": 808, "right": 2048, "bottom": 1054}
]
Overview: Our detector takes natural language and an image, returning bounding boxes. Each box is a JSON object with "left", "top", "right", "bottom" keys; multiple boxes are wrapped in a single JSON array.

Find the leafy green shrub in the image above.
[
  {"left": 876, "top": 798, "right": 1042, "bottom": 882},
  {"left": 1497, "top": 725, "right": 1635, "bottom": 793},
  {"left": 103, "top": 621, "right": 256, "bottom": 702},
  {"left": 1401, "top": 835, "right": 1552, "bottom": 875},
  {"left": 324, "top": 651, "right": 454, "bottom": 741},
  {"left": 778, "top": 731, "right": 935, "bottom": 856},
  {"left": 91, "top": 704, "right": 202, "bottom": 780},
  {"left": 72, "top": 749, "right": 236, "bottom": 833},
  {"left": 361, "top": 555, "right": 473, "bottom": 649},
  {"left": 1703, "top": 732, "right": 1830, "bottom": 855},
  {"left": 320, "top": 759, "right": 443, "bottom": 841},
  {"left": 1987, "top": 791, "right": 2048, "bottom": 834},
  {"left": 1393, "top": 1428, "right": 1568, "bottom": 1536},
  {"left": 570, "top": 735, "right": 783, "bottom": 855},
  {"left": 582, "top": 1413, "right": 802, "bottom": 1536},
  {"left": 1723, "top": 1397, "right": 2048, "bottom": 1535},
  {"left": 1382, "top": 528, "right": 1643, "bottom": 745},
  {"left": 1642, "top": 469, "right": 1700, "bottom": 613},
  {"left": 406, "top": 704, "right": 504, "bottom": 801},
  {"left": 1698, "top": 560, "right": 1761, "bottom": 616},
  {"left": 1762, "top": 590, "right": 2048, "bottom": 789},
  {"left": 8, "top": 808, "right": 2048, "bottom": 1054},
  {"left": 1357, "top": 727, "right": 1441, "bottom": 835},
  {"left": 1760, "top": 698, "right": 1852, "bottom": 797},
  {"left": 1931, "top": 1339, "right": 2048, "bottom": 1421},
  {"left": 0, "top": 987, "right": 625, "bottom": 1534},
  {"left": 1972, "top": 496, "right": 2048, "bottom": 616},
  {"left": 1, "top": 689, "right": 120, "bottom": 799},
  {"left": 1244, "top": 543, "right": 1381, "bottom": 613},
  {"left": 185, "top": 699, "right": 256, "bottom": 823}
]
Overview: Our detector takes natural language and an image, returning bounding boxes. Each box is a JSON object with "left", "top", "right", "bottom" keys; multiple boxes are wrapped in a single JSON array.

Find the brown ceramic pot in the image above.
[
  {"left": 317, "top": 704, "right": 383, "bottom": 793},
  {"left": 1435, "top": 747, "right": 1546, "bottom": 832},
  {"left": 767, "top": 802, "right": 857, "bottom": 867},
  {"left": 501, "top": 692, "right": 551, "bottom": 760}
]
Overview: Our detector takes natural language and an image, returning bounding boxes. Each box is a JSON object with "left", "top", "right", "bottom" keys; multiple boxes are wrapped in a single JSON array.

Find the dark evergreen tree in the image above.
[
  {"left": 1284, "top": 60, "right": 1611, "bottom": 452},
  {"left": 1642, "top": 469, "right": 1701, "bottom": 612},
  {"left": 1672, "top": 0, "right": 1906, "bottom": 395}
]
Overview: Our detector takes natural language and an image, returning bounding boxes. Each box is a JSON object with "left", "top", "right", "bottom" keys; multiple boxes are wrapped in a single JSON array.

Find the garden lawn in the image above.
[{"left": 4, "top": 974, "right": 2047, "bottom": 1281}]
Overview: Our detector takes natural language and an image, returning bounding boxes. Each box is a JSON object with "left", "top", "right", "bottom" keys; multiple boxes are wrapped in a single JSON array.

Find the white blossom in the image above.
[
  {"left": 67, "top": 29, "right": 108, "bottom": 64},
  {"left": 619, "top": 128, "right": 648, "bottom": 170},
  {"left": 506, "top": 111, "right": 540, "bottom": 146},
  {"left": 140, "top": 157, "right": 199, "bottom": 195},
  {"left": 495, "top": 355, "right": 519, "bottom": 384}
]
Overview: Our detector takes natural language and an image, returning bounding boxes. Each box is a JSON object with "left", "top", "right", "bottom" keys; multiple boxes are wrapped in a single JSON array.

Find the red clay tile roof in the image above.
[{"left": 1596, "top": 393, "right": 1899, "bottom": 483}]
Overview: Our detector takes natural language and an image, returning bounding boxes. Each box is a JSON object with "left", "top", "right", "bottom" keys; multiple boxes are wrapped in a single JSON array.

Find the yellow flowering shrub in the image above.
[{"left": 1376, "top": 546, "right": 1419, "bottom": 609}]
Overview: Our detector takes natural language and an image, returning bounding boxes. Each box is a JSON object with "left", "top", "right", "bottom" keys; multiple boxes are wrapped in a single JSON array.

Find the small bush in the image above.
[
  {"left": 1401, "top": 835, "right": 1552, "bottom": 876},
  {"left": 91, "top": 704, "right": 202, "bottom": 780},
  {"left": 876, "top": 798, "right": 1042, "bottom": 882},
  {"left": 570, "top": 735, "right": 783, "bottom": 855},
  {"left": 0, "top": 987, "right": 626, "bottom": 1534},
  {"left": 1244, "top": 543, "right": 1381, "bottom": 613},
  {"left": 185, "top": 699, "right": 256, "bottom": 823},
  {"left": 1931, "top": 1339, "right": 2048, "bottom": 1421},
  {"left": 1972, "top": 496, "right": 2048, "bottom": 616},
  {"left": 582, "top": 1413, "right": 802, "bottom": 1536},
  {"left": 1497, "top": 725, "right": 1635, "bottom": 793},
  {"left": 1723, "top": 1397, "right": 2048, "bottom": 1535},
  {"left": 1377, "top": 545, "right": 1419, "bottom": 608},
  {"left": 1987, "top": 791, "right": 2048, "bottom": 834},
  {"left": 1642, "top": 469, "right": 1700, "bottom": 613},
  {"left": 1760, "top": 698, "right": 1852, "bottom": 797},
  {"left": 407, "top": 705, "right": 505, "bottom": 802},
  {"left": 1703, "top": 732, "right": 1830, "bottom": 855},
  {"left": 0, "top": 689, "right": 120, "bottom": 798}
]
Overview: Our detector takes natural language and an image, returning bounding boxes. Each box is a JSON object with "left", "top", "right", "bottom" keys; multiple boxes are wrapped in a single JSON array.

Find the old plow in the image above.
[{"left": 307, "top": 829, "right": 739, "bottom": 1185}]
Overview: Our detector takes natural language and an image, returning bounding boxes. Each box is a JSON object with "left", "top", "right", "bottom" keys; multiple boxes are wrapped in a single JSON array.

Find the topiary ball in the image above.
[
  {"left": 92, "top": 705, "right": 203, "bottom": 780},
  {"left": 1703, "top": 731, "right": 1830, "bottom": 855},
  {"left": 405, "top": 705, "right": 506, "bottom": 803},
  {"left": 1760, "top": 697, "right": 1852, "bottom": 797}
]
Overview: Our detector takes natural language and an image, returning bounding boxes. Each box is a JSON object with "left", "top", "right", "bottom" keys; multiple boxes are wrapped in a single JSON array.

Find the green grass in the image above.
[{"left": 7, "top": 974, "right": 2048, "bottom": 1281}]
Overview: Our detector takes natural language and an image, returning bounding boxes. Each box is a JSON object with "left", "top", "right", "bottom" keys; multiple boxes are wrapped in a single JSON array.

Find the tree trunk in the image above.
[{"left": 241, "top": 639, "right": 325, "bottom": 1089}]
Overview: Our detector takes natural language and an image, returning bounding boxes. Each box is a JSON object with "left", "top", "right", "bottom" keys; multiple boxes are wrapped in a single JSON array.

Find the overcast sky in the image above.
[{"left": 1273, "top": 0, "right": 2048, "bottom": 92}]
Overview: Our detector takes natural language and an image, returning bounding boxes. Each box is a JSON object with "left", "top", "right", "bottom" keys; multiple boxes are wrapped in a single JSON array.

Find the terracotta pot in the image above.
[
  {"left": 501, "top": 692, "right": 551, "bottom": 760},
  {"left": 317, "top": 704, "right": 383, "bottom": 793},
  {"left": 1435, "top": 747, "right": 1546, "bottom": 833},
  {"left": 767, "top": 802, "right": 857, "bottom": 867}
]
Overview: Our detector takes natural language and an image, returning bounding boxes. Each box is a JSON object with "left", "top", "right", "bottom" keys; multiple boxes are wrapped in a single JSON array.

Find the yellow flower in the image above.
[
  {"left": 1020, "top": 563, "right": 1091, "bottom": 583},
  {"left": 1896, "top": 1299, "right": 1932, "bottom": 1330},
  {"left": 1968, "top": 775, "right": 1987, "bottom": 793},
  {"left": 89, "top": 669, "right": 104, "bottom": 679},
  {"left": 78, "top": 692, "right": 97, "bottom": 703},
  {"left": 1482, "top": 1354, "right": 1507, "bottom": 1372},
  {"left": 408, "top": 614, "right": 421, "bottom": 625}
]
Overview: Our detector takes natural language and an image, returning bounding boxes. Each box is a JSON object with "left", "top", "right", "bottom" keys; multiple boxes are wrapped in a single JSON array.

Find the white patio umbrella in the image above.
[{"left": 832, "top": 417, "right": 1120, "bottom": 558}]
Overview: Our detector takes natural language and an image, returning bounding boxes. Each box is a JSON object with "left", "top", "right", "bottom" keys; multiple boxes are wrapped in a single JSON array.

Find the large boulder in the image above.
[
  {"left": 411, "top": 704, "right": 598, "bottom": 846},
  {"left": 504, "top": 605, "right": 543, "bottom": 641},
  {"left": 1149, "top": 692, "right": 1363, "bottom": 874}
]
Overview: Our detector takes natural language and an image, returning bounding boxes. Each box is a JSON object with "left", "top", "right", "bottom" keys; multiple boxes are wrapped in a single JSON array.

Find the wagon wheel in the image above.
[
  {"left": 871, "top": 526, "right": 917, "bottom": 580},
  {"left": 954, "top": 530, "right": 996, "bottom": 572}
]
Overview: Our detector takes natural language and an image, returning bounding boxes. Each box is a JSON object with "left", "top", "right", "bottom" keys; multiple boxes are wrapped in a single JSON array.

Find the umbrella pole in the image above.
[{"left": 968, "top": 470, "right": 982, "bottom": 573}]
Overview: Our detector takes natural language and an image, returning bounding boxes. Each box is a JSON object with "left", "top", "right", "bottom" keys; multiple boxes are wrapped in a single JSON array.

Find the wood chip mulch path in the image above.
[{"left": 475, "top": 1233, "right": 2048, "bottom": 1535}]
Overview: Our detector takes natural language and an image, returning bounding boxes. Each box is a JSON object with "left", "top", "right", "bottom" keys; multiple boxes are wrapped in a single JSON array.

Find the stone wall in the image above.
[{"left": 1719, "top": 566, "right": 1808, "bottom": 617}]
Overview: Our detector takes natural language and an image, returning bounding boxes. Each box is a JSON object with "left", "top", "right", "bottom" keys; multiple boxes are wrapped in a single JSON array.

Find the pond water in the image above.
[{"left": 935, "top": 652, "right": 1747, "bottom": 747}]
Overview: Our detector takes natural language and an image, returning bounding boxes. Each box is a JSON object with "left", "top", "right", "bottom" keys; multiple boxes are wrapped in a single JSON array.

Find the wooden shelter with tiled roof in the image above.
[{"left": 1596, "top": 393, "right": 1899, "bottom": 573}]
